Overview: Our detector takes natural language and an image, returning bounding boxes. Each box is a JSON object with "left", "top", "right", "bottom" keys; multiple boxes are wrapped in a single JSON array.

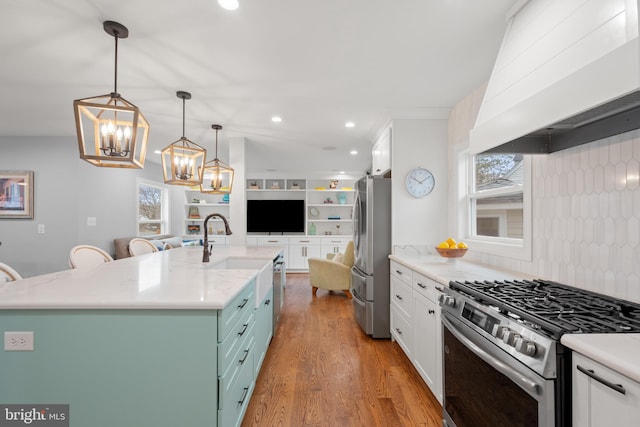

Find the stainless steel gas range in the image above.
[{"left": 440, "top": 279, "right": 640, "bottom": 427}]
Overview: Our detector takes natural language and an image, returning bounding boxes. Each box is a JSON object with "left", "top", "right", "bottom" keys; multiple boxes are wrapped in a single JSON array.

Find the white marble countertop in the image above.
[
  {"left": 388, "top": 253, "right": 535, "bottom": 286},
  {"left": 0, "top": 246, "right": 283, "bottom": 310},
  {"left": 561, "top": 334, "right": 640, "bottom": 383},
  {"left": 391, "top": 249, "right": 640, "bottom": 383}
]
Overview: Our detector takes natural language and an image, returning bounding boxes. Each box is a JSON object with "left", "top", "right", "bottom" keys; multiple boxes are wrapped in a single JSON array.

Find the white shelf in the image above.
[
  {"left": 308, "top": 203, "right": 353, "bottom": 207},
  {"left": 310, "top": 220, "right": 352, "bottom": 223},
  {"left": 185, "top": 218, "right": 229, "bottom": 222}
]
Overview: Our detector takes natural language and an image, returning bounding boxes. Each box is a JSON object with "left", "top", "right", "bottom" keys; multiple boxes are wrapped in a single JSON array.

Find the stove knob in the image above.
[
  {"left": 491, "top": 325, "right": 508, "bottom": 339},
  {"left": 440, "top": 295, "right": 456, "bottom": 308},
  {"left": 514, "top": 337, "right": 537, "bottom": 357},
  {"left": 502, "top": 330, "right": 520, "bottom": 346}
]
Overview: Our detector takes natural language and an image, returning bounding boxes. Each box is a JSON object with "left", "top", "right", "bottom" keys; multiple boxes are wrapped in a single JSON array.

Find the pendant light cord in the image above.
[
  {"left": 113, "top": 30, "right": 119, "bottom": 95},
  {"left": 182, "top": 97, "right": 186, "bottom": 138},
  {"left": 215, "top": 128, "right": 219, "bottom": 158}
]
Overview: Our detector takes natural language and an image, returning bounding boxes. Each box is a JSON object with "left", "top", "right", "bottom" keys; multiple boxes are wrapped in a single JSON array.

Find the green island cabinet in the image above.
[{"left": 0, "top": 278, "right": 273, "bottom": 427}]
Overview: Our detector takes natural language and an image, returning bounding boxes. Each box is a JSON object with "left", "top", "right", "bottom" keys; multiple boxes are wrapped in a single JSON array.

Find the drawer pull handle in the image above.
[
  {"left": 238, "top": 298, "right": 248, "bottom": 309},
  {"left": 428, "top": 309, "right": 435, "bottom": 314},
  {"left": 238, "top": 386, "right": 250, "bottom": 405},
  {"left": 238, "top": 323, "right": 249, "bottom": 336},
  {"left": 267, "top": 240, "right": 278, "bottom": 243},
  {"left": 417, "top": 282, "right": 426, "bottom": 289},
  {"left": 265, "top": 299, "right": 271, "bottom": 306},
  {"left": 435, "top": 286, "right": 444, "bottom": 292},
  {"left": 395, "top": 294, "right": 403, "bottom": 300},
  {"left": 577, "top": 365, "right": 626, "bottom": 395},
  {"left": 395, "top": 270, "right": 403, "bottom": 275},
  {"left": 239, "top": 349, "right": 250, "bottom": 364},
  {"left": 395, "top": 327, "right": 402, "bottom": 335}
]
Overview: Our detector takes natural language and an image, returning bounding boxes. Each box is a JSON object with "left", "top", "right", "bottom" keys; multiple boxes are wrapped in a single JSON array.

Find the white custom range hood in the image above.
[{"left": 471, "top": 0, "right": 640, "bottom": 154}]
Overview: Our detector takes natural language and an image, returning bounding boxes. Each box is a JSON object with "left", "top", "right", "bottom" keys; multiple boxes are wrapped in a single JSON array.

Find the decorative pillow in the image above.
[
  {"left": 151, "top": 240, "right": 166, "bottom": 251},
  {"left": 161, "top": 237, "right": 183, "bottom": 248},
  {"left": 333, "top": 253, "right": 344, "bottom": 263}
]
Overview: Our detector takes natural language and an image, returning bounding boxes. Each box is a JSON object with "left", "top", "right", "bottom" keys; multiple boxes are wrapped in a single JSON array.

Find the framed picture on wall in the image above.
[{"left": 0, "top": 170, "right": 34, "bottom": 219}]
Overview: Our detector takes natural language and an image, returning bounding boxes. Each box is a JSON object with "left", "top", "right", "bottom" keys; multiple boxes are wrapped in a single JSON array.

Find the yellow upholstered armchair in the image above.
[{"left": 308, "top": 240, "right": 354, "bottom": 299}]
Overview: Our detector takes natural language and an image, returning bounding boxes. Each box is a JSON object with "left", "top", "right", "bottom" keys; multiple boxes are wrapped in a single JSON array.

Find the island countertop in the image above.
[{"left": 0, "top": 245, "right": 283, "bottom": 310}]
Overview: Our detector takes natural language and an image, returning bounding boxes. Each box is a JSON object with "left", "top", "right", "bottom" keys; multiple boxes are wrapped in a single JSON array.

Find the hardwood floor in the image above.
[{"left": 242, "top": 273, "right": 443, "bottom": 427}]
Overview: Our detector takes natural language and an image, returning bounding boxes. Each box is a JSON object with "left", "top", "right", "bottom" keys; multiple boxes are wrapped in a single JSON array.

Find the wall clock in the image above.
[
  {"left": 309, "top": 207, "right": 320, "bottom": 218},
  {"left": 405, "top": 167, "right": 435, "bottom": 198}
]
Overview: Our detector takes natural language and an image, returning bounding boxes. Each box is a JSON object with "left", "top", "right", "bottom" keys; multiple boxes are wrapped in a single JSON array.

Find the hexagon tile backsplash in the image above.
[{"left": 470, "top": 129, "right": 640, "bottom": 303}]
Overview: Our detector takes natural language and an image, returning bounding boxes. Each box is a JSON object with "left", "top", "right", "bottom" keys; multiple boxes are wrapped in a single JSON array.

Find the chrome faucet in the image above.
[{"left": 202, "top": 213, "right": 233, "bottom": 263}]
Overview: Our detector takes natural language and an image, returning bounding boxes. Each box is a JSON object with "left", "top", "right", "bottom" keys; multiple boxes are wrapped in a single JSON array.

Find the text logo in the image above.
[{"left": 0, "top": 405, "right": 68, "bottom": 427}]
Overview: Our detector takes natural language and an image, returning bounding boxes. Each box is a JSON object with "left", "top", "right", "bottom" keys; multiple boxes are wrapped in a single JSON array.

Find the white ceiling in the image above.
[{"left": 0, "top": 0, "right": 515, "bottom": 176}]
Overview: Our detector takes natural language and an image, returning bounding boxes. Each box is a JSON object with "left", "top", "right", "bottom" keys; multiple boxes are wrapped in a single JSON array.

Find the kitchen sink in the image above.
[{"left": 207, "top": 257, "right": 273, "bottom": 308}]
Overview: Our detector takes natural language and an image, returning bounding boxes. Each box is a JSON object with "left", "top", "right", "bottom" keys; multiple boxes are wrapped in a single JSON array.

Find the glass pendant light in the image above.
[
  {"left": 200, "top": 125, "right": 234, "bottom": 194},
  {"left": 73, "top": 21, "right": 149, "bottom": 168},
  {"left": 160, "top": 91, "right": 207, "bottom": 186}
]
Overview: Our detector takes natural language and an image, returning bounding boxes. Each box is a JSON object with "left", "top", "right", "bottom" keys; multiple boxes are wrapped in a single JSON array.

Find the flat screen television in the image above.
[{"left": 247, "top": 199, "right": 305, "bottom": 233}]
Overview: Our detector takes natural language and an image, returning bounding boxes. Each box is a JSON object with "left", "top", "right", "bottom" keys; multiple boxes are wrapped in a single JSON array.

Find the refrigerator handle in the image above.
[{"left": 352, "top": 191, "right": 361, "bottom": 255}]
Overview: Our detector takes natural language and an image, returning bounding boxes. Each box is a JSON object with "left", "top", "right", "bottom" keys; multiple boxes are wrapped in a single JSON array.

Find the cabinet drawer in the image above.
[
  {"left": 391, "top": 275, "right": 413, "bottom": 320},
  {"left": 391, "top": 306, "right": 413, "bottom": 357},
  {"left": 390, "top": 261, "right": 412, "bottom": 285},
  {"left": 219, "top": 309, "right": 255, "bottom": 377},
  {"left": 218, "top": 283, "right": 254, "bottom": 342},
  {"left": 255, "top": 237, "right": 287, "bottom": 245},
  {"left": 218, "top": 341, "right": 255, "bottom": 426},
  {"left": 413, "top": 271, "right": 439, "bottom": 301},
  {"left": 289, "top": 237, "right": 321, "bottom": 245},
  {"left": 320, "top": 236, "right": 350, "bottom": 246}
]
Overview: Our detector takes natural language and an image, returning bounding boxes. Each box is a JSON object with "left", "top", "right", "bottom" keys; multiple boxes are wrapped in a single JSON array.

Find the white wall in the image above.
[
  {"left": 0, "top": 136, "right": 163, "bottom": 277},
  {"left": 391, "top": 119, "right": 448, "bottom": 248},
  {"left": 449, "top": 87, "right": 640, "bottom": 303}
]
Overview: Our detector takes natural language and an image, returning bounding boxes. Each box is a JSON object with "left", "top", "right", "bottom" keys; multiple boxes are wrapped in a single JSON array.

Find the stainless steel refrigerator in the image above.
[{"left": 351, "top": 175, "right": 391, "bottom": 338}]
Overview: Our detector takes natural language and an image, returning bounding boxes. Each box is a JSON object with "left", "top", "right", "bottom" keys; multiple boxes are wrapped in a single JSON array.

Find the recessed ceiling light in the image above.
[
  {"left": 154, "top": 150, "right": 161, "bottom": 154},
  {"left": 345, "top": 121, "right": 355, "bottom": 128},
  {"left": 350, "top": 150, "right": 358, "bottom": 155},
  {"left": 271, "top": 116, "right": 282, "bottom": 123},
  {"left": 218, "top": 0, "right": 239, "bottom": 10}
]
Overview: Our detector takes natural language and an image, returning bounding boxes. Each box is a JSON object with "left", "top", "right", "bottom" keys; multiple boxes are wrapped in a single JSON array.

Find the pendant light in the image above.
[
  {"left": 200, "top": 125, "right": 234, "bottom": 194},
  {"left": 73, "top": 21, "right": 149, "bottom": 168},
  {"left": 161, "top": 91, "right": 207, "bottom": 186}
]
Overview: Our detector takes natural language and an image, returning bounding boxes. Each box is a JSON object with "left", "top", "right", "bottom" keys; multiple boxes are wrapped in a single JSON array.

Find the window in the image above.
[
  {"left": 137, "top": 179, "right": 169, "bottom": 236},
  {"left": 459, "top": 151, "right": 531, "bottom": 260}
]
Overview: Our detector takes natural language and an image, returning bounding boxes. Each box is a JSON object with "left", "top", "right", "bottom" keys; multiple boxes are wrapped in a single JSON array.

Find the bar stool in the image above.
[
  {"left": 0, "top": 262, "right": 22, "bottom": 283},
  {"left": 69, "top": 245, "right": 114, "bottom": 269},
  {"left": 128, "top": 238, "right": 159, "bottom": 256}
]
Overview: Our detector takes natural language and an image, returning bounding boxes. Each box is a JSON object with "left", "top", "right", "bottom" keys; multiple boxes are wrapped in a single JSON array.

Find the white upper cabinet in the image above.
[{"left": 372, "top": 126, "right": 391, "bottom": 176}]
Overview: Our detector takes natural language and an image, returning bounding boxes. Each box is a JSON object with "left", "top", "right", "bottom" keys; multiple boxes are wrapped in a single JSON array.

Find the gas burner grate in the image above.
[{"left": 449, "top": 279, "right": 640, "bottom": 338}]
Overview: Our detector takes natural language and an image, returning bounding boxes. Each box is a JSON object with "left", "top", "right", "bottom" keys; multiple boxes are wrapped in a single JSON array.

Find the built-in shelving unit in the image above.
[
  {"left": 183, "top": 187, "right": 230, "bottom": 240},
  {"left": 245, "top": 178, "right": 355, "bottom": 237}
]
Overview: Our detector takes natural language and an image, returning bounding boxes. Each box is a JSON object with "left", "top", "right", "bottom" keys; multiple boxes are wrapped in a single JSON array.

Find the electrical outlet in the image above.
[
  {"left": 4, "top": 331, "right": 34, "bottom": 351},
  {"left": 87, "top": 217, "right": 97, "bottom": 226},
  {"left": 37, "top": 224, "right": 45, "bottom": 234}
]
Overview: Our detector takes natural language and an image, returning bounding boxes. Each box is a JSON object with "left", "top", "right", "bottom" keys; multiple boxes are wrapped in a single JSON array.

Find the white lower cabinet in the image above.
[
  {"left": 573, "top": 352, "right": 640, "bottom": 427},
  {"left": 287, "top": 238, "right": 321, "bottom": 270},
  {"left": 389, "top": 260, "right": 443, "bottom": 404},
  {"left": 320, "top": 236, "right": 351, "bottom": 259}
]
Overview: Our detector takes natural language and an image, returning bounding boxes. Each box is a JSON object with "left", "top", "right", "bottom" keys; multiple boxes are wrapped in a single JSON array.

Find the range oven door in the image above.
[{"left": 442, "top": 314, "right": 556, "bottom": 427}]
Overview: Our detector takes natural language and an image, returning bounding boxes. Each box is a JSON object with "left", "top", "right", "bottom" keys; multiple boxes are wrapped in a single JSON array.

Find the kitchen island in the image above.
[{"left": 0, "top": 245, "right": 282, "bottom": 427}]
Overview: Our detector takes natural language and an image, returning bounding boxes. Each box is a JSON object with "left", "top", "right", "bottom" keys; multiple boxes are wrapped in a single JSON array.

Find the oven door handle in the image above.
[{"left": 442, "top": 316, "right": 541, "bottom": 396}]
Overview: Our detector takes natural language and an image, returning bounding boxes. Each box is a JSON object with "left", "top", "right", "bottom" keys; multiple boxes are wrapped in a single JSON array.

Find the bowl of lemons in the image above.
[{"left": 435, "top": 238, "right": 468, "bottom": 260}]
